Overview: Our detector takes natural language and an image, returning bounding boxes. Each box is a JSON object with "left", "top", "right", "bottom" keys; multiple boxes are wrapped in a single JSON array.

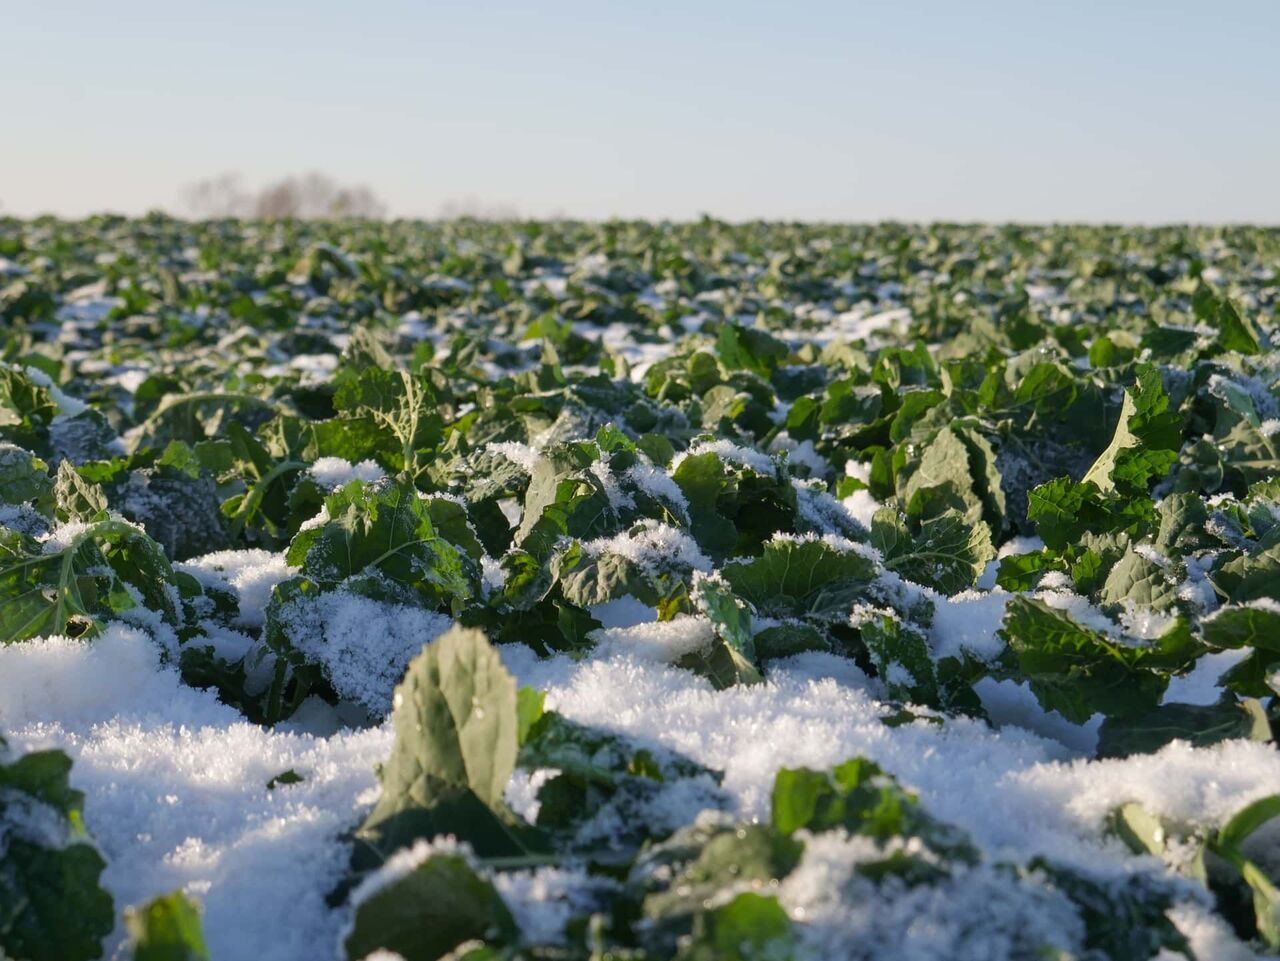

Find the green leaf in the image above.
[
  {"left": 678, "top": 892, "right": 796, "bottom": 961},
  {"left": 325, "top": 366, "right": 444, "bottom": 479},
  {"left": 284, "top": 480, "right": 478, "bottom": 610},
  {"left": 1082, "top": 367, "right": 1181, "bottom": 496},
  {"left": 354, "top": 626, "right": 545, "bottom": 865},
  {"left": 771, "top": 757, "right": 977, "bottom": 862},
  {"left": 1107, "top": 802, "right": 1168, "bottom": 857},
  {"left": 0, "top": 745, "right": 114, "bottom": 961},
  {"left": 1025, "top": 477, "right": 1110, "bottom": 551},
  {"left": 860, "top": 613, "right": 939, "bottom": 705},
  {"left": 0, "top": 444, "right": 52, "bottom": 510},
  {"left": 1215, "top": 794, "right": 1280, "bottom": 852},
  {"left": 0, "top": 518, "right": 183, "bottom": 644},
  {"left": 997, "top": 597, "right": 1172, "bottom": 723},
  {"left": 1031, "top": 859, "right": 1192, "bottom": 960},
  {"left": 898, "top": 426, "right": 987, "bottom": 527},
  {"left": 672, "top": 451, "right": 798, "bottom": 561},
  {"left": 515, "top": 687, "right": 545, "bottom": 747},
  {"left": 716, "top": 323, "right": 788, "bottom": 378},
  {"left": 1195, "top": 285, "right": 1262, "bottom": 356},
  {"left": 0, "top": 367, "right": 57, "bottom": 451},
  {"left": 265, "top": 769, "right": 304, "bottom": 790},
  {"left": 53, "top": 461, "right": 109, "bottom": 524},
  {"left": 638, "top": 824, "right": 803, "bottom": 949},
  {"left": 693, "top": 574, "right": 753, "bottom": 653},
  {"left": 1097, "top": 545, "right": 1177, "bottom": 612},
  {"left": 721, "top": 537, "right": 876, "bottom": 622},
  {"left": 1209, "top": 544, "right": 1280, "bottom": 605},
  {"left": 125, "top": 890, "right": 211, "bottom": 961},
  {"left": 1203, "top": 603, "right": 1280, "bottom": 651},
  {"left": 343, "top": 854, "right": 517, "bottom": 961},
  {"left": 1096, "top": 696, "right": 1272, "bottom": 758},
  {"left": 871, "top": 507, "right": 993, "bottom": 595}
]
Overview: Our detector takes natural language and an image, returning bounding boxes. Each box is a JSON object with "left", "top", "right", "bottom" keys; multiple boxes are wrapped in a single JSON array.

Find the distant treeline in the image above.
[{"left": 182, "top": 172, "right": 386, "bottom": 220}]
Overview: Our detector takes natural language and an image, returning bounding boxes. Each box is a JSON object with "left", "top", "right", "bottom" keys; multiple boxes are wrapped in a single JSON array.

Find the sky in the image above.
[{"left": 2, "top": 0, "right": 1277, "bottom": 223}]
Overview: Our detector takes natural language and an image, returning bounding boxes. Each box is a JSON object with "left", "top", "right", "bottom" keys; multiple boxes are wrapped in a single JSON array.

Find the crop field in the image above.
[{"left": 2, "top": 218, "right": 1280, "bottom": 961}]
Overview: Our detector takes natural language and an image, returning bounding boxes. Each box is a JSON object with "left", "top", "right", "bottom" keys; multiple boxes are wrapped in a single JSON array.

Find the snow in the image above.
[
  {"left": 1163, "top": 649, "right": 1252, "bottom": 706},
  {"left": 589, "top": 613, "right": 715, "bottom": 662},
  {"left": 506, "top": 647, "right": 1280, "bottom": 881},
  {"left": 673, "top": 438, "right": 779, "bottom": 476},
  {"left": 780, "top": 832, "right": 1088, "bottom": 961},
  {"left": 928, "top": 589, "right": 1010, "bottom": 663},
  {"left": 492, "top": 867, "right": 615, "bottom": 947},
  {"left": 309, "top": 457, "right": 386, "bottom": 490},
  {"left": 269, "top": 588, "right": 454, "bottom": 715},
  {"left": 580, "top": 519, "right": 713, "bottom": 574},
  {"left": 841, "top": 489, "right": 882, "bottom": 528},
  {"left": 587, "top": 595, "right": 660, "bottom": 630},
  {"left": 0, "top": 624, "right": 391, "bottom": 959},
  {"left": 623, "top": 462, "right": 690, "bottom": 520},
  {"left": 486, "top": 440, "right": 540, "bottom": 472},
  {"left": 177, "top": 549, "right": 295, "bottom": 629},
  {"left": 2, "top": 610, "right": 1274, "bottom": 960}
]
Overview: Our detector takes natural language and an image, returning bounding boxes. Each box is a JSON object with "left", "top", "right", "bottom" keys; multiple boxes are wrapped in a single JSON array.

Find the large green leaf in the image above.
[
  {"left": 0, "top": 519, "right": 183, "bottom": 644},
  {"left": 0, "top": 745, "right": 114, "bottom": 961},
  {"left": 997, "top": 596, "right": 1183, "bottom": 723},
  {"left": 721, "top": 537, "right": 876, "bottom": 622},
  {"left": 1082, "top": 367, "right": 1182, "bottom": 496},
  {"left": 343, "top": 854, "right": 517, "bottom": 961},
  {"left": 871, "top": 507, "right": 993, "bottom": 595},
  {"left": 353, "top": 626, "right": 544, "bottom": 865}
]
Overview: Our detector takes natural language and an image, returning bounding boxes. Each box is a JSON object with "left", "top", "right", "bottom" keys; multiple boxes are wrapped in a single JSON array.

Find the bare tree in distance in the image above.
[
  {"left": 437, "top": 195, "right": 522, "bottom": 221},
  {"left": 182, "top": 173, "right": 252, "bottom": 219},
  {"left": 181, "top": 172, "right": 386, "bottom": 219}
]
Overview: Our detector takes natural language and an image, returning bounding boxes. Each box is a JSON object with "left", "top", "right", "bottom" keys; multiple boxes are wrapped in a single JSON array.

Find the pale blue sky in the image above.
[{"left": 2, "top": 0, "right": 1277, "bottom": 221}]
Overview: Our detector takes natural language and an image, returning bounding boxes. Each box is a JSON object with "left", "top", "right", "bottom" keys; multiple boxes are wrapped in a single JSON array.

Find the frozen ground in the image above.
[{"left": 2, "top": 602, "right": 1275, "bottom": 960}]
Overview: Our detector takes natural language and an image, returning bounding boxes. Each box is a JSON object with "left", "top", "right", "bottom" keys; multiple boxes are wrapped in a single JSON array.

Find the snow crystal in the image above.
[
  {"left": 177, "top": 549, "right": 294, "bottom": 629},
  {"left": 769, "top": 437, "right": 830, "bottom": 477},
  {"left": 928, "top": 590, "right": 1010, "bottom": 663},
  {"left": 794, "top": 479, "right": 867, "bottom": 537},
  {"left": 590, "top": 614, "right": 715, "bottom": 662},
  {"left": 0, "top": 623, "right": 392, "bottom": 961},
  {"left": 588, "top": 457, "right": 634, "bottom": 511},
  {"left": 486, "top": 440, "right": 540, "bottom": 472},
  {"left": 1118, "top": 602, "right": 1181, "bottom": 641},
  {"left": 672, "top": 438, "right": 778, "bottom": 476},
  {"left": 271, "top": 589, "right": 454, "bottom": 716},
  {"left": 38, "top": 519, "right": 103, "bottom": 552},
  {"left": 481, "top": 555, "right": 506, "bottom": 595},
  {"left": 1163, "top": 649, "right": 1251, "bottom": 706},
  {"left": 623, "top": 462, "right": 690, "bottom": 520},
  {"left": 779, "top": 832, "right": 1088, "bottom": 961},
  {"left": 0, "top": 502, "right": 48, "bottom": 536},
  {"left": 492, "top": 868, "right": 614, "bottom": 946},
  {"left": 580, "top": 519, "right": 712, "bottom": 574},
  {"left": 0, "top": 626, "right": 212, "bottom": 731},
  {"left": 840, "top": 489, "right": 881, "bottom": 528},
  {"left": 308, "top": 457, "right": 386, "bottom": 490}
]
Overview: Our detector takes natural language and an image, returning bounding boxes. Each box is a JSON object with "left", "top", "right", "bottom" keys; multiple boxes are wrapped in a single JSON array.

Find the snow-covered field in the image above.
[{"left": 2, "top": 220, "right": 1279, "bottom": 960}]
